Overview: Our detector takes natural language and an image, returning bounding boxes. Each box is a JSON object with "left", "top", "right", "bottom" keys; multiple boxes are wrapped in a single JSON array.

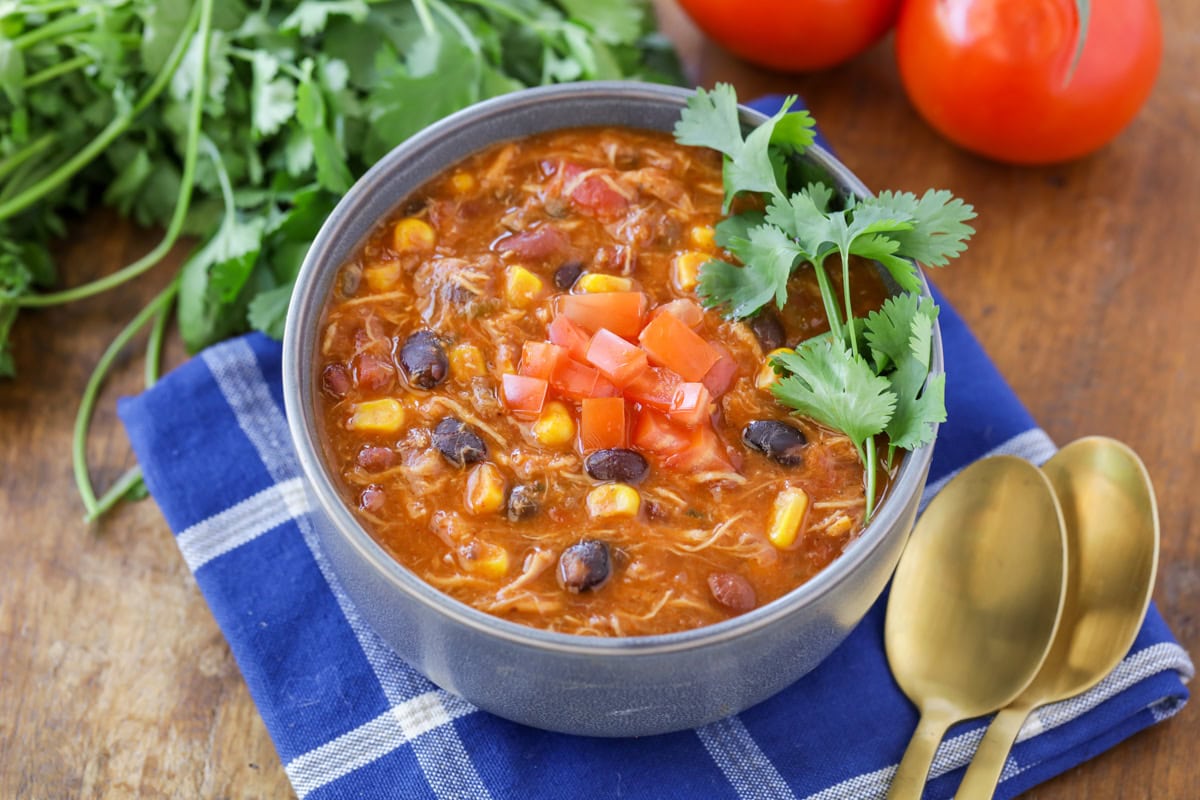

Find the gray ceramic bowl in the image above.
[{"left": 282, "top": 81, "right": 941, "bottom": 737}]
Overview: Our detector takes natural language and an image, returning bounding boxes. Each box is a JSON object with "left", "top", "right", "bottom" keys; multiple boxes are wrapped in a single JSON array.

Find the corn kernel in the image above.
[
  {"left": 586, "top": 483, "right": 641, "bottom": 519},
  {"left": 465, "top": 463, "right": 507, "bottom": 515},
  {"left": 363, "top": 261, "right": 402, "bottom": 292},
  {"left": 347, "top": 398, "right": 406, "bottom": 434},
  {"left": 458, "top": 539, "right": 510, "bottom": 579},
  {"left": 504, "top": 265, "right": 545, "bottom": 308},
  {"left": 575, "top": 273, "right": 634, "bottom": 293},
  {"left": 449, "top": 344, "right": 486, "bottom": 382},
  {"left": 672, "top": 251, "right": 709, "bottom": 292},
  {"left": 689, "top": 224, "right": 715, "bottom": 249},
  {"left": 767, "top": 487, "right": 810, "bottom": 549},
  {"left": 756, "top": 348, "right": 792, "bottom": 391},
  {"left": 531, "top": 400, "right": 576, "bottom": 447},
  {"left": 393, "top": 217, "right": 435, "bottom": 252},
  {"left": 450, "top": 172, "right": 475, "bottom": 194}
]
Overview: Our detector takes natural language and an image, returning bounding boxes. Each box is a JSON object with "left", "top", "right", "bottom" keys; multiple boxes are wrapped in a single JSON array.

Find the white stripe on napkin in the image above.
[
  {"left": 698, "top": 716, "right": 797, "bottom": 800},
  {"left": 798, "top": 641, "right": 1195, "bottom": 800},
  {"left": 920, "top": 428, "right": 1057, "bottom": 510},
  {"left": 285, "top": 690, "right": 477, "bottom": 798},
  {"left": 204, "top": 342, "right": 492, "bottom": 800},
  {"left": 176, "top": 477, "right": 310, "bottom": 571}
]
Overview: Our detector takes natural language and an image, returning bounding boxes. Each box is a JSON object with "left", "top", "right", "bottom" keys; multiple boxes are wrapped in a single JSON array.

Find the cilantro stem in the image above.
[
  {"left": 144, "top": 306, "right": 169, "bottom": 388},
  {"left": 14, "top": 0, "right": 210, "bottom": 309},
  {"left": 429, "top": 0, "right": 483, "bottom": 57},
  {"left": 864, "top": 436, "right": 877, "bottom": 520},
  {"left": 13, "top": 11, "right": 96, "bottom": 50},
  {"left": 73, "top": 277, "right": 179, "bottom": 518},
  {"left": 809, "top": 257, "right": 845, "bottom": 344},
  {"left": 21, "top": 53, "right": 91, "bottom": 89},
  {"left": 0, "top": 133, "right": 57, "bottom": 183},
  {"left": 411, "top": 0, "right": 438, "bottom": 36},
  {"left": 840, "top": 250, "right": 857, "bottom": 356},
  {"left": 85, "top": 465, "right": 144, "bottom": 523}
]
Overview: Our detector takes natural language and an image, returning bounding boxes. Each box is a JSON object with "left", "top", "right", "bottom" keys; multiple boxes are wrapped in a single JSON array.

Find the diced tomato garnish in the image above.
[
  {"left": 518, "top": 341, "right": 566, "bottom": 381},
  {"left": 637, "top": 312, "right": 721, "bottom": 381},
  {"left": 668, "top": 382, "right": 713, "bottom": 429},
  {"left": 581, "top": 396, "right": 627, "bottom": 451},
  {"left": 701, "top": 342, "right": 739, "bottom": 398},
  {"left": 501, "top": 374, "right": 548, "bottom": 417},
  {"left": 592, "top": 374, "right": 622, "bottom": 398},
  {"left": 632, "top": 408, "right": 692, "bottom": 456},
  {"left": 585, "top": 329, "right": 649, "bottom": 388},
  {"left": 548, "top": 315, "right": 591, "bottom": 361},
  {"left": 663, "top": 423, "right": 739, "bottom": 474},
  {"left": 624, "top": 366, "right": 683, "bottom": 412},
  {"left": 559, "top": 292, "right": 647, "bottom": 339},
  {"left": 652, "top": 298, "right": 706, "bottom": 330},
  {"left": 550, "top": 357, "right": 601, "bottom": 400},
  {"left": 568, "top": 170, "right": 630, "bottom": 218}
]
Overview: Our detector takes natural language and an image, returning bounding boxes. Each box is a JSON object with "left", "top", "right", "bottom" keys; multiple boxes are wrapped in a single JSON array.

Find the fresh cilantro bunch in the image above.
[
  {"left": 0, "top": 0, "right": 681, "bottom": 519},
  {"left": 674, "top": 84, "right": 976, "bottom": 519}
]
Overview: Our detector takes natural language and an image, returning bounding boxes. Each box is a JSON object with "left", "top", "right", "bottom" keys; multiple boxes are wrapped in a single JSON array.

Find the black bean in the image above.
[
  {"left": 749, "top": 311, "right": 786, "bottom": 352},
  {"left": 553, "top": 260, "right": 585, "bottom": 290},
  {"left": 433, "top": 417, "right": 487, "bottom": 467},
  {"left": 558, "top": 540, "right": 611, "bottom": 593},
  {"left": 583, "top": 448, "right": 649, "bottom": 484},
  {"left": 399, "top": 330, "right": 449, "bottom": 389},
  {"left": 507, "top": 484, "right": 541, "bottom": 521},
  {"left": 742, "top": 420, "right": 808, "bottom": 466}
]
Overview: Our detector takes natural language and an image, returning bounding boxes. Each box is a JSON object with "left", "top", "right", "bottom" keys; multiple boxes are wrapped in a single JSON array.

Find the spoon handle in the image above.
[
  {"left": 887, "top": 709, "right": 955, "bottom": 800},
  {"left": 954, "top": 704, "right": 1032, "bottom": 799}
]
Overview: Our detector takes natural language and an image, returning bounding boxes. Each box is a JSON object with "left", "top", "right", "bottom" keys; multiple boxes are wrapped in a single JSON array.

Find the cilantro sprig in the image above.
[{"left": 673, "top": 83, "right": 975, "bottom": 519}]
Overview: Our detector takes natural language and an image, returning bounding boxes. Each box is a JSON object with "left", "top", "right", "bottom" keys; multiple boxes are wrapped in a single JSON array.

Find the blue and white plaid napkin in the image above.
[
  {"left": 119, "top": 94, "right": 1191, "bottom": 798},
  {"left": 119, "top": 284, "right": 1192, "bottom": 800}
]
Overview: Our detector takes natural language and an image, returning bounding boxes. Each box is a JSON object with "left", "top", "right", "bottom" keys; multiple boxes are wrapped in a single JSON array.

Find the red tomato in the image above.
[
  {"left": 637, "top": 312, "right": 720, "bottom": 382},
  {"left": 624, "top": 366, "right": 683, "bottom": 413},
  {"left": 651, "top": 298, "right": 705, "bottom": 330},
  {"left": 668, "top": 382, "right": 713, "bottom": 429},
  {"left": 632, "top": 409, "right": 692, "bottom": 456},
  {"left": 664, "top": 423, "right": 738, "bottom": 474},
  {"left": 585, "top": 329, "right": 649, "bottom": 388},
  {"left": 550, "top": 358, "right": 602, "bottom": 400},
  {"left": 676, "top": 0, "right": 901, "bottom": 72},
  {"left": 581, "top": 397, "right": 627, "bottom": 451},
  {"left": 559, "top": 292, "right": 647, "bottom": 339},
  {"left": 501, "top": 374, "right": 548, "bottom": 417},
  {"left": 547, "top": 315, "right": 591, "bottom": 361},
  {"left": 518, "top": 341, "right": 565, "bottom": 381},
  {"left": 895, "top": 0, "right": 1162, "bottom": 164}
]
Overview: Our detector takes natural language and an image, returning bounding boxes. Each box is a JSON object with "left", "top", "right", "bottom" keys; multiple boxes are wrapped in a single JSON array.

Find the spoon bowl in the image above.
[
  {"left": 885, "top": 455, "right": 1068, "bottom": 800},
  {"left": 954, "top": 437, "right": 1160, "bottom": 799}
]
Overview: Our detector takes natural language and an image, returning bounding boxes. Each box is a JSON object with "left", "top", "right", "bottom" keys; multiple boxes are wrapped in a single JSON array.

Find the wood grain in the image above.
[{"left": 1, "top": 2, "right": 1195, "bottom": 797}]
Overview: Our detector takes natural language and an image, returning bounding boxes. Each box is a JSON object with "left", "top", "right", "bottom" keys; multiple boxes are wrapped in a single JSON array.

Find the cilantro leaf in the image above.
[
  {"left": 247, "top": 282, "right": 294, "bottom": 339},
  {"left": 861, "top": 189, "right": 977, "bottom": 268},
  {"left": 673, "top": 83, "right": 744, "bottom": 159},
  {"left": 713, "top": 210, "right": 764, "bottom": 251},
  {"left": 769, "top": 109, "right": 816, "bottom": 154},
  {"left": 864, "top": 295, "right": 945, "bottom": 450},
  {"left": 558, "top": 0, "right": 644, "bottom": 45},
  {"left": 697, "top": 224, "right": 803, "bottom": 317},
  {"left": 721, "top": 94, "right": 795, "bottom": 209},
  {"left": 771, "top": 338, "right": 895, "bottom": 458},
  {"left": 281, "top": 1, "right": 370, "bottom": 37}
]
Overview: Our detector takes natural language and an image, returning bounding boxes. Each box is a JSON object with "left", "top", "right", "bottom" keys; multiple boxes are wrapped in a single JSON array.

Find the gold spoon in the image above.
[
  {"left": 953, "top": 437, "right": 1159, "bottom": 799},
  {"left": 885, "top": 456, "right": 1068, "bottom": 800}
]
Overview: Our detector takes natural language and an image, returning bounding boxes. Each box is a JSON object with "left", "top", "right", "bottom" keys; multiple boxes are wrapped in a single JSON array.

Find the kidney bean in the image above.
[
  {"left": 356, "top": 445, "right": 397, "bottom": 472},
  {"left": 359, "top": 485, "right": 386, "bottom": 513},
  {"left": 496, "top": 225, "right": 569, "bottom": 261},
  {"left": 353, "top": 352, "right": 395, "bottom": 392},
  {"left": 584, "top": 449, "right": 649, "bottom": 484},
  {"left": 558, "top": 540, "right": 611, "bottom": 593},
  {"left": 707, "top": 572, "right": 756, "bottom": 614},
  {"left": 742, "top": 420, "right": 807, "bottom": 466},
  {"left": 399, "top": 330, "right": 449, "bottom": 389},
  {"left": 322, "top": 363, "right": 351, "bottom": 399},
  {"left": 433, "top": 417, "right": 487, "bottom": 467}
]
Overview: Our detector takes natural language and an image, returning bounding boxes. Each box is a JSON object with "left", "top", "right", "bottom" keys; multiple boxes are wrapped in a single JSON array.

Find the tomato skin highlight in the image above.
[
  {"left": 895, "top": 0, "right": 1162, "bottom": 164},
  {"left": 676, "top": 0, "right": 901, "bottom": 72}
]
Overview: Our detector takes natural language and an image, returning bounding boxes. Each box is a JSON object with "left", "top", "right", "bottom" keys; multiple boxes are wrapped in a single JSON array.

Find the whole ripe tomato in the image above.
[
  {"left": 895, "top": 0, "right": 1162, "bottom": 164},
  {"left": 676, "top": 0, "right": 903, "bottom": 72}
]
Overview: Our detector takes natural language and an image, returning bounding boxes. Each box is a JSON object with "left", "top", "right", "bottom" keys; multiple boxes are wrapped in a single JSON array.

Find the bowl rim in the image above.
[{"left": 282, "top": 80, "right": 942, "bottom": 657}]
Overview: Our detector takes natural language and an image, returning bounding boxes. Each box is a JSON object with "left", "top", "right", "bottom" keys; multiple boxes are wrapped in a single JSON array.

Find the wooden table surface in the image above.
[{"left": 2, "top": 2, "right": 1196, "bottom": 797}]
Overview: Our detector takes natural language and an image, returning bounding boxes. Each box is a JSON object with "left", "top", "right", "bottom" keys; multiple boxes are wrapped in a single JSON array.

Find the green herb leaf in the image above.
[
  {"left": 864, "top": 294, "right": 945, "bottom": 450},
  {"left": 673, "top": 83, "right": 745, "bottom": 159},
  {"left": 247, "top": 282, "right": 294, "bottom": 339},
  {"left": 558, "top": 0, "right": 644, "bottom": 45},
  {"left": 697, "top": 224, "right": 803, "bottom": 317}
]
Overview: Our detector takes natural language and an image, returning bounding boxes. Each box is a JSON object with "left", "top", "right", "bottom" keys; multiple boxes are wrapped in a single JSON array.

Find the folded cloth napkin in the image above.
[{"left": 119, "top": 99, "right": 1192, "bottom": 799}]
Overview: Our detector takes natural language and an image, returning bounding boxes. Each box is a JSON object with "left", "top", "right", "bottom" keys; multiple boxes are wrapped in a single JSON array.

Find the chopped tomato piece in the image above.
[
  {"left": 518, "top": 341, "right": 566, "bottom": 381},
  {"left": 548, "top": 314, "right": 591, "bottom": 361},
  {"left": 559, "top": 292, "right": 647, "bottom": 339},
  {"left": 664, "top": 423, "right": 739, "bottom": 474},
  {"left": 668, "top": 382, "right": 713, "bottom": 429},
  {"left": 585, "top": 329, "right": 649, "bottom": 388},
  {"left": 501, "top": 374, "right": 548, "bottom": 417},
  {"left": 637, "top": 311, "right": 720, "bottom": 381},
  {"left": 581, "top": 397, "right": 627, "bottom": 451},
  {"left": 563, "top": 164, "right": 630, "bottom": 218},
  {"left": 632, "top": 408, "right": 692, "bottom": 456},
  {"left": 592, "top": 374, "right": 622, "bottom": 398},
  {"left": 550, "top": 357, "right": 601, "bottom": 400},
  {"left": 651, "top": 298, "right": 706, "bottom": 330},
  {"left": 701, "top": 342, "right": 739, "bottom": 398},
  {"left": 624, "top": 366, "right": 683, "bottom": 413}
]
